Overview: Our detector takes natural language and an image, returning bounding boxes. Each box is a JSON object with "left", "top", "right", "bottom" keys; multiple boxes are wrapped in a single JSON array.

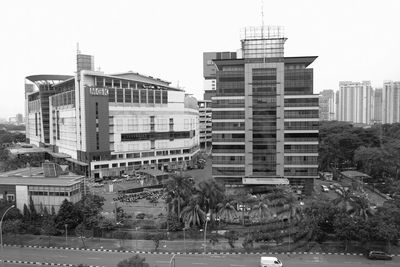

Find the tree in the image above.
[
  {"left": 333, "top": 213, "right": 358, "bottom": 251},
  {"left": 180, "top": 197, "right": 206, "bottom": 228},
  {"left": 75, "top": 223, "right": 88, "bottom": 249},
  {"left": 166, "top": 213, "right": 183, "bottom": 231},
  {"left": 41, "top": 216, "right": 57, "bottom": 246},
  {"left": 151, "top": 233, "right": 163, "bottom": 251},
  {"left": 117, "top": 255, "right": 150, "bottom": 267},
  {"left": 251, "top": 202, "right": 272, "bottom": 222},
  {"left": 349, "top": 196, "right": 373, "bottom": 221},
  {"left": 115, "top": 231, "right": 130, "bottom": 248},
  {"left": 217, "top": 201, "right": 238, "bottom": 223},
  {"left": 55, "top": 199, "right": 82, "bottom": 230},
  {"left": 242, "top": 234, "right": 254, "bottom": 251},
  {"left": 164, "top": 174, "right": 194, "bottom": 218},
  {"left": 28, "top": 196, "right": 38, "bottom": 221},
  {"left": 75, "top": 194, "right": 105, "bottom": 229},
  {"left": 2, "top": 219, "right": 23, "bottom": 243},
  {"left": 196, "top": 179, "right": 225, "bottom": 221},
  {"left": 100, "top": 217, "right": 117, "bottom": 232}
]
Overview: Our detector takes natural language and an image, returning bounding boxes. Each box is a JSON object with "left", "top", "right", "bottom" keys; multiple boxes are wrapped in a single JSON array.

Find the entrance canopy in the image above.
[{"left": 242, "top": 177, "right": 289, "bottom": 185}]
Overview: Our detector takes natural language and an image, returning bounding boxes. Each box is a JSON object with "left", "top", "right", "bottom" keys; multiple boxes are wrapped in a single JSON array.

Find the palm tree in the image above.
[
  {"left": 251, "top": 202, "right": 272, "bottom": 222},
  {"left": 197, "top": 179, "right": 225, "bottom": 220},
  {"left": 349, "top": 196, "right": 373, "bottom": 221},
  {"left": 180, "top": 197, "right": 206, "bottom": 227},
  {"left": 217, "top": 201, "right": 238, "bottom": 223},
  {"left": 164, "top": 174, "right": 194, "bottom": 217},
  {"left": 333, "top": 188, "right": 353, "bottom": 212}
]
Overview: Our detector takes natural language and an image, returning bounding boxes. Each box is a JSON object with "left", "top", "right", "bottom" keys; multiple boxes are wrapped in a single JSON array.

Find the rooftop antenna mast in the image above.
[
  {"left": 261, "top": 0, "right": 264, "bottom": 38},
  {"left": 77, "top": 42, "right": 81, "bottom": 55}
]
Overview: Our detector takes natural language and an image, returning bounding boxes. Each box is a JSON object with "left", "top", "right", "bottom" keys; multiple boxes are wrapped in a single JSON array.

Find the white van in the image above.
[{"left": 260, "top": 256, "right": 283, "bottom": 267}]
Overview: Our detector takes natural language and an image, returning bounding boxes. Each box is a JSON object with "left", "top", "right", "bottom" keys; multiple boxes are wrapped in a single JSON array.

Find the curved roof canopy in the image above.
[{"left": 26, "top": 75, "right": 74, "bottom": 86}]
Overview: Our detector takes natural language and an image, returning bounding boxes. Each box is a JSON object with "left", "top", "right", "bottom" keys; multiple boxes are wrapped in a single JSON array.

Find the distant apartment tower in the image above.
[
  {"left": 382, "top": 81, "right": 400, "bottom": 124},
  {"left": 319, "top": 89, "right": 336, "bottom": 121},
  {"left": 211, "top": 26, "right": 319, "bottom": 195},
  {"left": 198, "top": 100, "right": 212, "bottom": 150},
  {"left": 338, "top": 81, "right": 373, "bottom": 125},
  {"left": 372, "top": 88, "right": 382, "bottom": 123},
  {"left": 16, "top": 113, "right": 24, "bottom": 124}
]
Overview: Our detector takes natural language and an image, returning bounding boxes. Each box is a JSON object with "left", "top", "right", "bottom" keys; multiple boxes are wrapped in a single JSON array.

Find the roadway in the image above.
[{"left": 1, "top": 246, "right": 399, "bottom": 267}]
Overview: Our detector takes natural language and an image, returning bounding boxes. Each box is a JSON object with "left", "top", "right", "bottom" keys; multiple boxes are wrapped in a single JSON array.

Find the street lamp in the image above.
[
  {"left": 64, "top": 224, "right": 68, "bottom": 246},
  {"left": 1, "top": 205, "right": 15, "bottom": 267},
  {"left": 183, "top": 225, "right": 187, "bottom": 253},
  {"left": 203, "top": 213, "right": 210, "bottom": 254},
  {"left": 169, "top": 254, "right": 176, "bottom": 267}
]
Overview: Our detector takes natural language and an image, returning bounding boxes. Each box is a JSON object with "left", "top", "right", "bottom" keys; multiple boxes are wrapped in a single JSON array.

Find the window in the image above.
[
  {"left": 117, "top": 89, "right": 124, "bottom": 103},
  {"left": 125, "top": 88, "right": 132, "bottom": 103},
  {"left": 105, "top": 79, "right": 112, "bottom": 87},
  {"left": 140, "top": 90, "right": 147, "bottom": 103},
  {"left": 132, "top": 90, "right": 139, "bottom": 103},
  {"left": 113, "top": 80, "right": 121, "bottom": 88},
  {"left": 155, "top": 90, "right": 161, "bottom": 103},
  {"left": 162, "top": 90, "right": 168, "bottom": 104},
  {"left": 109, "top": 88, "right": 115, "bottom": 102},
  {"left": 148, "top": 90, "right": 154, "bottom": 104}
]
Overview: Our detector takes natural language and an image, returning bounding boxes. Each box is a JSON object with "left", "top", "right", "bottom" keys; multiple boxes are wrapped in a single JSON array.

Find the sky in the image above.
[{"left": 1, "top": 0, "right": 399, "bottom": 119}]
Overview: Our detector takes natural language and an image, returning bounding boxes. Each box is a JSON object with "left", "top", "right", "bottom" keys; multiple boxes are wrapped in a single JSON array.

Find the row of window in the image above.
[
  {"left": 121, "top": 130, "right": 195, "bottom": 142},
  {"left": 108, "top": 88, "right": 168, "bottom": 105},
  {"left": 51, "top": 91, "right": 75, "bottom": 108},
  {"left": 94, "top": 156, "right": 192, "bottom": 169}
]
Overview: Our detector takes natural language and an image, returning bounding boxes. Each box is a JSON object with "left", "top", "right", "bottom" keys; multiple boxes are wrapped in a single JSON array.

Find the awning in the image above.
[
  {"left": 65, "top": 158, "right": 88, "bottom": 166},
  {"left": 242, "top": 177, "right": 289, "bottom": 185},
  {"left": 48, "top": 151, "right": 71, "bottom": 159}
]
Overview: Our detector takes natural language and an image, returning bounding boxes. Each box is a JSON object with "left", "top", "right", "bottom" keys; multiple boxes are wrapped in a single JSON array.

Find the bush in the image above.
[
  {"left": 242, "top": 234, "right": 254, "bottom": 251},
  {"left": 225, "top": 230, "right": 239, "bottom": 249}
]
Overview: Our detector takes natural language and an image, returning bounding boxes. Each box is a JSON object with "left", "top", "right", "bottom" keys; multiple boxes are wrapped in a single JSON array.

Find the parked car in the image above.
[
  {"left": 335, "top": 188, "right": 343, "bottom": 196},
  {"left": 367, "top": 251, "right": 392, "bottom": 260}
]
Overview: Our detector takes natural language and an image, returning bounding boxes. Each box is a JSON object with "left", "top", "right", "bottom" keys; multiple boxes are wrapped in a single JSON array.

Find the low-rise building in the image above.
[{"left": 0, "top": 164, "right": 83, "bottom": 212}]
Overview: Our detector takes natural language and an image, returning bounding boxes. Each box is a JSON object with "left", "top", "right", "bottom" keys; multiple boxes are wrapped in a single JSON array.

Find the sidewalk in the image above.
[
  {"left": 4, "top": 233, "right": 400, "bottom": 255},
  {"left": 3, "top": 233, "right": 240, "bottom": 252}
]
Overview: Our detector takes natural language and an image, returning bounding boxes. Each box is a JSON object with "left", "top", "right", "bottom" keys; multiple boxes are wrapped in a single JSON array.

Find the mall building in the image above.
[{"left": 25, "top": 54, "right": 200, "bottom": 179}]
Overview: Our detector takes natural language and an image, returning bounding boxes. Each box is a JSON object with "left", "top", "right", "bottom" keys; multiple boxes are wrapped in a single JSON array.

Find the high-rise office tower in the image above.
[
  {"left": 338, "top": 81, "right": 373, "bottom": 125},
  {"left": 319, "top": 89, "right": 336, "bottom": 121},
  {"left": 211, "top": 26, "right": 319, "bottom": 195},
  {"left": 382, "top": 81, "right": 400, "bottom": 124}
]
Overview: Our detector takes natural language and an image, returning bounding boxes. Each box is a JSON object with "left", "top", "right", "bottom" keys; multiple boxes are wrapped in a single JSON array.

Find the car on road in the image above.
[
  {"left": 321, "top": 185, "right": 329, "bottom": 192},
  {"left": 260, "top": 256, "right": 283, "bottom": 267},
  {"left": 367, "top": 251, "right": 392, "bottom": 260}
]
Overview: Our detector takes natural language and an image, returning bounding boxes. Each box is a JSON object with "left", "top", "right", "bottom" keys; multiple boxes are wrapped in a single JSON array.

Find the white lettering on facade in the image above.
[{"left": 89, "top": 87, "right": 109, "bottom": 96}]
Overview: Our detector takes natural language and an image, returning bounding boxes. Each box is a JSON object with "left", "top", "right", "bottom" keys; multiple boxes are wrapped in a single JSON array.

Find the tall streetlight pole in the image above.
[
  {"left": 1, "top": 205, "right": 15, "bottom": 267},
  {"left": 64, "top": 224, "right": 68, "bottom": 247},
  {"left": 203, "top": 213, "right": 210, "bottom": 254}
]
